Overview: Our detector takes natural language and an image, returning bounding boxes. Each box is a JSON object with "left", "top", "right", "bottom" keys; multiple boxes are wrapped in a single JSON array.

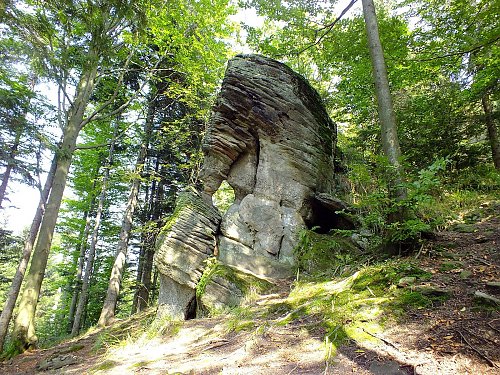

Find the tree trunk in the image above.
[
  {"left": 482, "top": 93, "right": 500, "bottom": 170},
  {"left": 150, "top": 267, "right": 159, "bottom": 305},
  {"left": 0, "top": 128, "right": 21, "bottom": 208},
  {"left": 66, "top": 198, "right": 95, "bottom": 333},
  {"left": 12, "top": 62, "right": 98, "bottom": 351},
  {"left": 136, "top": 232, "right": 156, "bottom": 312},
  {"left": 361, "top": 0, "right": 406, "bottom": 201},
  {"left": 131, "top": 220, "right": 147, "bottom": 314},
  {"left": 71, "top": 123, "right": 117, "bottom": 336},
  {"left": 0, "top": 154, "right": 56, "bottom": 352},
  {"left": 98, "top": 111, "right": 153, "bottom": 327},
  {"left": 133, "top": 157, "right": 161, "bottom": 313}
]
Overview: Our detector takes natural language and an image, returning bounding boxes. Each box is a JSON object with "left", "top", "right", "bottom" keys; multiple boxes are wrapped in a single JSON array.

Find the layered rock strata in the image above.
[
  {"left": 200, "top": 54, "right": 338, "bottom": 278},
  {"left": 155, "top": 54, "right": 342, "bottom": 318},
  {"left": 154, "top": 191, "right": 220, "bottom": 319}
]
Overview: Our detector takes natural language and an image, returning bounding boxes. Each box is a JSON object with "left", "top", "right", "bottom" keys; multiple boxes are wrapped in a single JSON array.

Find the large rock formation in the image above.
[
  {"left": 200, "top": 54, "right": 339, "bottom": 279},
  {"left": 155, "top": 54, "right": 344, "bottom": 318}
]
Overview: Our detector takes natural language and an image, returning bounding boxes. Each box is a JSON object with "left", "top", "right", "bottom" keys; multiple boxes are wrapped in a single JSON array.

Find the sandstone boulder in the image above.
[
  {"left": 155, "top": 55, "right": 344, "bottom": 318},
  {"left": 200, "top": 54, "right": 339, "bottom": 278}
]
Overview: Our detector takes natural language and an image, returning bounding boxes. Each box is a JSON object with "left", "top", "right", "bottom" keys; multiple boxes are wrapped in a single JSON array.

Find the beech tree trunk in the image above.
[
  {"left": 0, "top": 155, "right": 56, "bottom": 352},
  {"left": 12, "top": 60, "right": 98, "bottom": 351},
  {"left": 98, "top": 107, "right": 154, "bottom": 327},
  {"left": 361, "top": 0, "right": 406, "bottom": 201},
  {"left": 71, "top": 124, "right": 117, "bottom": 336},
  {"left": 482, "top": 94, "right": 500, "bottom": 170}
]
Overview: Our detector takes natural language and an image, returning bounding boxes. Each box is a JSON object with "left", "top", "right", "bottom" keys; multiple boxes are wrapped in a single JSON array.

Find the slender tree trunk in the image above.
[
  {"left": 150, "top": 268, "right": 159, "bottom": 305},
  {"left": 132, "top": 157, "right": 160, "bottom": 313},
  {"left": 0, "top": 129, "right": 21, "bottom": 208},
  {"left": 0, "top": 155, "right": 56, "bottom": 352},
  {"left": 66, "top": 200, "right": 94, "bottom": 333},
  {"left": 137, "top": 162, "right": 163, "bottom": 312},
  {"left": 482, "top": 94, "right": 500, "bottom": 170},
  {"left": 131, "top": 176, "right": 151, "bottom": 315},
  {"left": 136, "top": 232, "right": 156, "bottom": 312},
  {"left": 361, "top": 0, "right": 406, "bottom": 201},
  {"left": 98, "top": 109, "right": 154, "bottom": 327},
  {"left": 71, "top": 123, "right": 117, "bottom": 336},
  {"left": 131, "top": 224, "right": 147, "bottom": 314},
  {"left": 12, "top": 62, "right": 98, "bottom": 351}
]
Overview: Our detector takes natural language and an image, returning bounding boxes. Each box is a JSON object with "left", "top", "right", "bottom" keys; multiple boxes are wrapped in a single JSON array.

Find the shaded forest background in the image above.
[{"left": 0, "top": 0, "right": 498, "bottom": 355}]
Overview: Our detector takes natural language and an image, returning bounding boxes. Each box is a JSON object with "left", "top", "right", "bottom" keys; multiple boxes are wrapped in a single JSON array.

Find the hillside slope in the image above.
[{"left": 1, "top": 215, "right": 498, "bottom": 374}]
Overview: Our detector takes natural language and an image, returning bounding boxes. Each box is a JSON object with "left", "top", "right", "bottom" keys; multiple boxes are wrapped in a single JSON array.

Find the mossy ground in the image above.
[{"left": 1, "top": 214, "right": 498, "bottom": 374}]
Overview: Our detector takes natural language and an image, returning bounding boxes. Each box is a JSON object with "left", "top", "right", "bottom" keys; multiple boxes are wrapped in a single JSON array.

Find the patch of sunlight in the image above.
[
  {"left": 322, "top": 271, "right": 361, "bottom": 293},
  {"left": 289, "top": 271, "right": 361, "bottom": 304}
]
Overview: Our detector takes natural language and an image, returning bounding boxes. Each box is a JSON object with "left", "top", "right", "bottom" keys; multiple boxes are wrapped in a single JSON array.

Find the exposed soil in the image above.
[{"left": 1, "top": 216, "right": 498, "bottom": 374}]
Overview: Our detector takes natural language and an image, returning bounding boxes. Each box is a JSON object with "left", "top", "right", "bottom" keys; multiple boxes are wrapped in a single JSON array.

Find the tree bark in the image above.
[
  {"left": 361, "top": 0, "right": 406, "bottom": 201},
  {"left": 0, "top": 154, "right": 56, "bottom": 352},
  {"left": 482, "top": 93, "right": 500, "bottom": 170},
  {"left": 131, "top": 241, "right": 146, "bottom": 315},
  {"left": 71, "top": 122, "right": 118, "bottom": 336},
  {"left": 98, "top": 111, "right": 153, "bottom": 327},
  {"left": 12, "top": 60, "right": 98, "bottom": 351}
]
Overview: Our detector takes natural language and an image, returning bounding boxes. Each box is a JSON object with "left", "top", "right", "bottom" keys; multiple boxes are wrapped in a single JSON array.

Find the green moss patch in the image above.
[
  {"left": 268, "top": 258, "right": 441, "bottom": 353},
  {"left": 294, "top": 230, "right": 364, "bottom": 277}
]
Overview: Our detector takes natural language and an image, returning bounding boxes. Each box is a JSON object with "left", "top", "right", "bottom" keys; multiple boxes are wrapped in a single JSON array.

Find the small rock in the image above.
[
  {"left": 459, "top": 270, "right": 472, "bottom": 280},
  {"left": 413, "top": 285, "right": 451, "bottom": 296},
  {"left": 369, "top": 360, "right": 409, "bottom": 375},
  {"left": 398, "top": 277, "right": 416, "bottom": 287},
  {"left": 474, "top": 291, "right": 500, "bottom": 306},
  {"left": 474, "top": 235, "right": 488, "bottom": 243},
  {"left": 37, "top": 355, "right": 78, "bottom": 371}
]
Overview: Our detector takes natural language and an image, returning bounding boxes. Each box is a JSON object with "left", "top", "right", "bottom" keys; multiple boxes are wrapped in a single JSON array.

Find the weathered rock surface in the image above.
[
  {"left": 155, "top": 55, "right": 342, "bottom": 318},
  {"left": 154, "top": 191, "right": 221, "bottom": 319},
  {"left": 200, "top": 54, "right": 339, "bottom": 278}
]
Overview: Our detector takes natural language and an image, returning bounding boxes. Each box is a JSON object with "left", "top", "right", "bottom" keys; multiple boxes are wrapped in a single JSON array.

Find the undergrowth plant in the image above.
[{"left": 348, "top": 157, "right": 450, "bottom": 251}]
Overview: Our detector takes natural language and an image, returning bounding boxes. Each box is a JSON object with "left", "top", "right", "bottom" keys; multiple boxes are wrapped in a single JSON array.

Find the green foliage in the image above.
[
  {"left": 0, "top": 229, "right": 22, "bottom": 306},
  {"left": 196, "top": 257, "right": 219, "bottom": 298},
  {"left": 212, "top": 181, "right": 235, "bottom": 214},
  {"left": 346, "top": 157, "right": 449, "bottom": 249}
]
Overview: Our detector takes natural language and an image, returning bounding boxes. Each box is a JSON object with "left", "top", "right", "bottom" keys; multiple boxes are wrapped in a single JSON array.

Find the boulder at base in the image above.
[{"left": 154, "top": 191, "right": 220, "bottom": 319}]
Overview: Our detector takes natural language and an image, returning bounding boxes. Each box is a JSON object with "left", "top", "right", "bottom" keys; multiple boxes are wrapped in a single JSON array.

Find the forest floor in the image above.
[{"left": 1, "top": 211, "right": 498, "bottom": 374}]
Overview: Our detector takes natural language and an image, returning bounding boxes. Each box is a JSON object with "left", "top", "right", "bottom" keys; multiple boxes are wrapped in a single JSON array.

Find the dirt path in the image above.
[{"left": 1, "top": 216, "right": 498, "bottom": 374}]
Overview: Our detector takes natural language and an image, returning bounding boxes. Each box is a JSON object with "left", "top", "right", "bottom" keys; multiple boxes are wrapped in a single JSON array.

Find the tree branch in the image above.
[
  {"left": 288, "top": 0, "right": 358, "bottom": 57},
  {"left": 414, "top": 34, "right": 500, "bottom": 62}
]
